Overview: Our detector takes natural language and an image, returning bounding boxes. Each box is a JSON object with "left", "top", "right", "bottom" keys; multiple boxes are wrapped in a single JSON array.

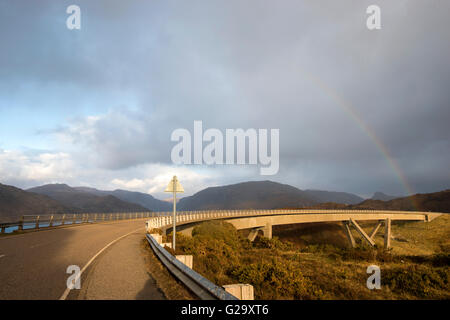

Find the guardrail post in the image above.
[
  {"left": 61, "top": 214, "right": 66, "bottom": 225},
  {"left": 73, "top": 214, "right": 76, "bottom": 224},
  {"left": 175, "top": 255, "right": 193, "bottom": 269},
  {"left": 49, "top": 215, "right": 54, "bottom": 227},
  {"left": 35, "top": 216, "right": 40, "bottom": 229},
  {"left": 223, "top": 284, "right": 254, "bottom": 300}
]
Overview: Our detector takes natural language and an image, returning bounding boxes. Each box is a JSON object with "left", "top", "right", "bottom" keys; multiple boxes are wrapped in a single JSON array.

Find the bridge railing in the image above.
[
  {"left": 2, "top": 208, "right": 438, "bottom": 234},
  {"left": 0, "top": 212, "right": 153, "bottom": 234}
]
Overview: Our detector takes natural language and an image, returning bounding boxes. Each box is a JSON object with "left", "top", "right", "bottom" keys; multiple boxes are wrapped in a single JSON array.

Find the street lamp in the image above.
[{"left": 164, "top": 175, "right": 184, "bottom": 250}]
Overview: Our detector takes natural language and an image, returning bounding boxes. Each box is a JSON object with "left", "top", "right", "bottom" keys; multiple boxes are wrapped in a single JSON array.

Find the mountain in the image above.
[
  {"left": 350, "top": 189, "right": 450, "bottom": 213},
  {"left": 0, "top": 183, "right": 68, "bottom": 222},
  {"left": 304, "top": 189, "right": 364, "bottom": 205},
  {"left": 371, "top": 192, "right": 397, "bottom": 201},
  {"left": 27, "top": 184, "right": 148, "bottom": 213},
  {"left": 177, "top": 181, "right": 318, "bottom": 210},
  {"left": 74, "top": 187, "right": 171, "bottom": 211}
]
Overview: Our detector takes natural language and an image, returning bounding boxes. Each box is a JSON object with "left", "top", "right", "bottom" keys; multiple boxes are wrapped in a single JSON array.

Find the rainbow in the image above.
[{"left": 303, "top": 71, "right": 418, "bottom": 209}]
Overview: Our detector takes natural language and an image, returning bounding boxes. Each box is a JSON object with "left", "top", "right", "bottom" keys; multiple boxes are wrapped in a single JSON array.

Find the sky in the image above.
[{"left": 0, "top": 0, "right": 449, "bottom": 200}]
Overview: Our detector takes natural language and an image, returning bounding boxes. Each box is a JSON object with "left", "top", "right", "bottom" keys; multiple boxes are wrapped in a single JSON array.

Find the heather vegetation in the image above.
[{"left": 168, "top": 216, "right": 450, "bottom": 299}]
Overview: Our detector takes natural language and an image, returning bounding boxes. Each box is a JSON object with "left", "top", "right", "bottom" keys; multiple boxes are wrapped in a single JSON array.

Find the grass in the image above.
[{"left": 170, "top": 216, "right": 450, "bottom": 300}]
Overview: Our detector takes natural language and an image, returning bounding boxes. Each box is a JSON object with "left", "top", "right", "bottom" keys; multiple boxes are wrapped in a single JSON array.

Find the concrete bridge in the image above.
[{"left": 148, "top": 209, "right": 443, "bottom": 249}]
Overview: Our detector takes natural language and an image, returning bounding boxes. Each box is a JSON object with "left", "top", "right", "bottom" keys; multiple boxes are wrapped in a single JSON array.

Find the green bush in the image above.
[
  {"left": 383, "top": 265, "right": 450, "bottom": 298},
  {"left": 173, "top": 220, "right": 449, "bottom": 299},
  {"left": 229, "top": 261, "right": 323, "bottom": 299},
  {"left": 254, "top": 236, "right": 295, "bottom": 251},
  {"left": 192, "top": 220, "right": 242, "bottom": 250}
]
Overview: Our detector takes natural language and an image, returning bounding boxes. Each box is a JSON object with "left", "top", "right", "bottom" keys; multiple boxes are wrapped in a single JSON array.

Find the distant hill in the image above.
[
  {"left": 0, "top": 183, "right": 68, "bottom": 222},
  {"left": 350, "top": 189, "right": 450, "bottom": 213},
  {"left": 371, "top": 192, "right": 397, "bottom": 201},
  {"left": 74, "top": 187, "right": 171, "bottom": 211},
  {"left": 2, "top": 180, "right": 448, "bottom": 223},
  {"left": 27, "top": 184, "right": 148, "bottom": 213},
  {"left": 178, "top": 181, "right": 318, "bottom": 210},
  {"left": 177, "top": 181, "right": 367, "bottom": 210},
  {"left": 304, "top": 189, "right": 364, "bottom": 205}
]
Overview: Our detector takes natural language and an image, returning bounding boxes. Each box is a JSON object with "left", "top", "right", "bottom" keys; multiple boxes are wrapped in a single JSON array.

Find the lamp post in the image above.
[{"left": 164, "top": 175, "right": 184, "bottom": 250}]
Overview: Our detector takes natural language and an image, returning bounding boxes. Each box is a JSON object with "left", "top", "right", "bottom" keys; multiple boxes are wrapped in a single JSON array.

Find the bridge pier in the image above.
[
  {"left": 349, "top": 219, "right": 375, "bottom": 247},
  {"left": 384, "top": 218, "right": 391, "bottom": 249},
  {"left": 369, "top": 221, "right": 383, "bottom": 239},
  {"left": 342, "top": 221, "right": 356, "bottom": 248},
  {"left": 247, "top": 228, "right": 261, "bottom": 242},
  {"left": 246, "top": 223, "right": 272, "bottom": 241},
  {"left": 263, "top": 222, "right": 272, "bottom": 239}
]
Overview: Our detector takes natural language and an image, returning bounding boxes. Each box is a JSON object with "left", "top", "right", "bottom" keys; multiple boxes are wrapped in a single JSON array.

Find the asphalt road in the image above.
[{"left": 0, "top": 220, "right": 165, "bottom": 300}]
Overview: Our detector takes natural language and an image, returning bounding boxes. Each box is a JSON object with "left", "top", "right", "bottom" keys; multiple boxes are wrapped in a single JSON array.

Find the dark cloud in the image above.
[{"left": 0, "top": 0, "right": 449, "bottom": 197}]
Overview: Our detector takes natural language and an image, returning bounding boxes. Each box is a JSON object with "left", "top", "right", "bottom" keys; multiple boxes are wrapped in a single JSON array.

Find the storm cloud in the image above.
[{"left": 0, "top": 0, "right": 449, "bottom": 199}]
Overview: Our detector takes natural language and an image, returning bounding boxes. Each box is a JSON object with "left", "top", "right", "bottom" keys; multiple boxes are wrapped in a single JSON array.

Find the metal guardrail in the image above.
[
  {"left": 0, "top": 212, "right": 152, "bottom": 234},
  {"left": 146, "top": 233, "right": 238, "bottom": 300}
]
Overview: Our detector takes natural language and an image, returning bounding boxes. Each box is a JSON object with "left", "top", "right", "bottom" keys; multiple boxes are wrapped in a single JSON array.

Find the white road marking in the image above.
[
  {"left": 0, "top": 254, "right": 5, "bottom": 259},
  {"left": 59, "top": 227, "right": 143, "bottom": 300}
]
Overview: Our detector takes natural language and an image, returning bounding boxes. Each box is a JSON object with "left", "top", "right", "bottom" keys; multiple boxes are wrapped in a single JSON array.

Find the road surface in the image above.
[{"left": 0, "top": 220, "right": 165, "bottom": 300}]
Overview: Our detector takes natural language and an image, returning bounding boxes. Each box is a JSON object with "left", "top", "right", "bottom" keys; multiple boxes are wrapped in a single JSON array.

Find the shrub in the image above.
[
  {"left": 229, "top": 261, "right": 323, "bottom": 299},
  {"left": 383, "top": 265, "right": 450, "bottom": 298},
  {"left": 254, "top": 236, "right": 295, "bottom": 251},
  {"left": 192, "top": 220, "right": 242, "bottom": 250}
]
